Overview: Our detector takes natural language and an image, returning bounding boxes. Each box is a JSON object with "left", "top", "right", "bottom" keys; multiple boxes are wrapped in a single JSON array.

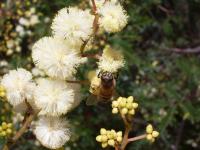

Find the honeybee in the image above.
[{"left": 86, "top": 70, "right": 117, "bottom": 105}]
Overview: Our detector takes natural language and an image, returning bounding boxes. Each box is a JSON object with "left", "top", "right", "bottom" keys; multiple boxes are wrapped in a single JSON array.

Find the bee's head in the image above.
[{"left": 98, "top": 71, "right": 114, "bottom": 87}]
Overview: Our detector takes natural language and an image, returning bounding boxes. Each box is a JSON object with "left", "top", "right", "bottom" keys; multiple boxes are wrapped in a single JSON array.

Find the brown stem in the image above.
[
  {"left": 80, "top": 0, "right": 99, "bottom": 54},
  {"left": 120, "top": 113, "right": 132, "bottom": 150},
  {"left": 3, "top": 103, "right": 40, "bottom": 150},
  {"left": 166, "top": 46, "right": 200, "bottom": 54},
  {"left": 127, "top": 134, "right": 146, "bottom": 143},
  {"left": 66, "top": 80, "right": 89, "bottom": 85}
]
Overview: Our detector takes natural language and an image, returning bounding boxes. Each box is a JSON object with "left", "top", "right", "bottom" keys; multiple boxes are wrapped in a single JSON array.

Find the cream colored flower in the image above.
[
  {"left": 34, "top": 78, "right": 74, "bottom": 116},
  {"left": 32, "top": 37, "right": 87, "bottom": 80},
  {"left": 1, "top": 68, "right": 35, "bottom": 106},
  {"left": 51, "top": 7, "right": 94, "bottom": 47},
  {"left": 34, "top": 116, "right": 71, "bottom": 149},
  {"left": 98, "top": 46, "right": 125, "bottom": 73},
  {"left": 99, "top": 2, "right": 128, "bottom": 33}
]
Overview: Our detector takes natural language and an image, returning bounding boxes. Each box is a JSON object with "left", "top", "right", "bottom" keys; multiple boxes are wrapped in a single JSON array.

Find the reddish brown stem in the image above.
[
  {"left": 127, "top": 134, "right": 146, "bottom": 143},
  {"left": 66, "top": 80, "right": 90, "bottom": 85}
]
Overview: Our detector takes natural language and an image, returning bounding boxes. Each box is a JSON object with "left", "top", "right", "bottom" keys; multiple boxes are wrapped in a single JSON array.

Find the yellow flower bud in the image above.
[
  {"left": 0, "top": 127, "right": 2, "bottom": 132},
  {"left": 100, "top": 128, "right": 107, "bottom": 135},
  {"left": 112, "top": 108, "right": 118, "bottom": 114},
  {"left": 107, "top": 131, "right": 114, "bottom": 139},
  {"left": 121, "top": 108, "right": 128, "bottom": 115},
  {"left": 127, "top": 96, "right": 134, "bottom": 103},
  {"left": 7, "top": 123, "right": 12, "bottom": 128},
  {"left": 117, "top": 97, "right": 123, "bottom": 102},
  {"left": 152, "top": 131, "right": 159, "bottom": 138},
  {"left": 146, "top": 124, "right": 153, "bottom": 134},
  {"left": 119, "top": 101, "right": 126, "bottom": 108},
  {"left": 101, "top": 135, "right": 108, "bottom": 142},
  {"left": 112, "top": 101, "right": 119, "bottom": 108},
  {"left": 6, "top": 128, "right": 12, "bottom": 134},
  {"left": 150, "top": 138, "right": 155, "bottom": 143},
  {"left": 1, "top": 131, "right": 6, "bottom": 136},
  {"left": 117, "top": 136, "right": 122, "bottom": 142},
  {"left": 126, "top": 103, "right": 133, "bottom": 109},
  {"left": 146, "top": 134, "right": 153, "bottom": 140},
  {"left": 0, "top": 91, "right": 5, "bottom": 97},
  {"left": 116, "top": 131, "right": 122, "bottom": 137},
  {"left": 128, "top": 109, "right": 135, "bottom": 115},
  {"left": 102, "top": 142, "right": 108, "bottom": 148},
  {"left": 108, "top": 139, "right": 115, "bottom": 146},
  {"left": 2, "top": 122, "right": 7, "bottom": 129},
  {"left": 132, "top": 103, "right": 138, "bottom": 109},
  {"left": 96, "top": 135, "right": 102, "bottom": 142}
]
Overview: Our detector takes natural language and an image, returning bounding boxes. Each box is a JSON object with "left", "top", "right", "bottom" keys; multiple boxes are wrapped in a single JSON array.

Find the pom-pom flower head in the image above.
[
  {"left": 98, "top": 46, "right": 125, "bottom": 73},
  {"left": 34, "top": 78, "right": 74, "bottom": 116},
  {"left": 32, "top": 37, "right": 87, "bottom": 80},
  {"left": 1, "top": 68, "right": 35, "bottom": 106},
  {"left": 34, "top": 116, "right": 71, "bottom": 149},
  {"left": 51, "top": 7, "right": 94, "bottom": 47},
  {"left": 99, "top": 2, "right": 128, "bottom": 33}
]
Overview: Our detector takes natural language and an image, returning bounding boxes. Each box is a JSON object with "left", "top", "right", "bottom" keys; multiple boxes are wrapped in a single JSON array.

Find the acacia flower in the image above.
[
  {"left": 32, "top": 37, "right": 87, "bottom": 80},
  {"left": 34, "top": 78, "right": 74, "bottom": 116},
  {"left": 98, "top": 46, "right": 125, "bottom": 73},
  {"left": 51, "top": 7, "right": 94, "bottom": 48},
  {"left": 99, "top": 2, "right": 128, "bottom": 33},
  {"left": 34, "top": 116, "right": 71, "bottom": 149},
  {"left": 1, "top": 68, "right": 35, "bottom": 106}
]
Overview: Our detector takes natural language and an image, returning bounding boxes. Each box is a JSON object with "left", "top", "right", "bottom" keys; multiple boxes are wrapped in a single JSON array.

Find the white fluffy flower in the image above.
[
  {"left": 32, "top": 37, "right": 87, "bottom": 80},
  {"left": 99, "top": 2, "right": 128, "bottom": 33},
  {"left": 51, "top": 7, "right": 94, "bottom": 47},
  {"left": 1, "top": 68, "right": 35, "bottom": 106},
  {"left": 34, "top": 78, "right": 74, "bottom": 116},
  {"left": 34, "top": 116, "right": 71, "bottom": 149},
  {"left": 98, "top": 46, "right": 125, "bottom": 72}
]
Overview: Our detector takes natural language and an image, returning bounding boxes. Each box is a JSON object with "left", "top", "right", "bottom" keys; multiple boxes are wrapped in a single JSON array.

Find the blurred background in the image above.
[{"left": 1, "top": 0, "right": 200, "bottom": 149}]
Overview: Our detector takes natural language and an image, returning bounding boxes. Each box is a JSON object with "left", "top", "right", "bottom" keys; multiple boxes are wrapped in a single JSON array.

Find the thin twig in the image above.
[
  {"left": 3, "top": 103, "right": 40, "bottom": 150},
  {"left": 127, "top": 134, "right": 146, "bottom": 143},
  {"left": 166, "top": 46, "right": 200, "bottom": 54},
  {"left": 66, "top": 80, "right": 90, "bottom": 85},
  {"left": 80, "top": 0, "right": 99, "bottom": 55}
]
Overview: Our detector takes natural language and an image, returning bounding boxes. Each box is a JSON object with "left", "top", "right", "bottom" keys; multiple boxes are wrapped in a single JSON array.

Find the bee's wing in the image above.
[{"left": 86, "top": 94, "right": 99, "bottom": 106}]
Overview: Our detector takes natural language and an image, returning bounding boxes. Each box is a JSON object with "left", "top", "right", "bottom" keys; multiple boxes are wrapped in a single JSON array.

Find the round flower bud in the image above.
[
  {"left": 146, "top": 134, "right": 153, "bottom": 140},
  {"left": 6, "top": 129, "right": 12, "bottom": 134},
  {"left": 116, "top": 131, "right": 122, "bottom": 137},
  {"left": 0, "top": 127, "right": 2, "bottom": 132},
  {"left": 96, "top": 135, "right": 102, "bottom": 142},
  {"left": 126, "top": 103, "right": 133, "bottom": 109},
  {"left": 100, "top": 128, "right": 107, "bottom": 135},
  {"left": 101, "top": 135, "right": 108, "bottom": 142},
  {"left": 127, "top": 96, "right": 134, "bottom": 103},
  {"left": 107, "top": 131, "right": 114, "bottom": 139},
  {"left": 152, "top": 131, "right": 159, "bottom": 138},
  {"left": 7, "top": 123, "right": 12, "bottom": 128},
  {"left": 102, "top": 142, "right": 108, "bottom": 148},
  {"left": 2, "top": 122, "right": 7, "bottom": 129},
  {"left": 117, "top": 97, "right": 123, "bottom": 102},
  {"left": 146, "top": 124, "right": 153, "bottom": 134},
  {"left": 112, "top": 108, "right": 118, "bottom": 114},
  {"left": 128, "top": 109, "right": 135, "bottom": 115},
  {"left": 1, "top": 131, "right": 6, "bottom": 136},
  {"left": 132, "top": 103, "right": 138, "bottom": 109},
  {"left": 112, "top": 101, "right": 119, "bottom": 108},
  {"left": 108, "top": 139, "right": 115, "bottom": 146},
  {"left": 121, "top": 108, "right": 128, "bottom": 115},
  {"left": 117, "top": 136, "right": 122, "bottom": 142}
]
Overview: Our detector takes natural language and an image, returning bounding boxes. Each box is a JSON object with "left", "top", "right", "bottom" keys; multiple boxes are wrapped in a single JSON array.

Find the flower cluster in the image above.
[
  {"left": 146, "top": 124, "right": 159, "bottom": 142},
  {"left": 112, "top": 96, "right": 138, "bottom": 115},
  {"left": 0, "top": 122, "right": 13, "bottom": 137},
  {"left": 96, "top": 128, "right": 123, "bottom": 148}
]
